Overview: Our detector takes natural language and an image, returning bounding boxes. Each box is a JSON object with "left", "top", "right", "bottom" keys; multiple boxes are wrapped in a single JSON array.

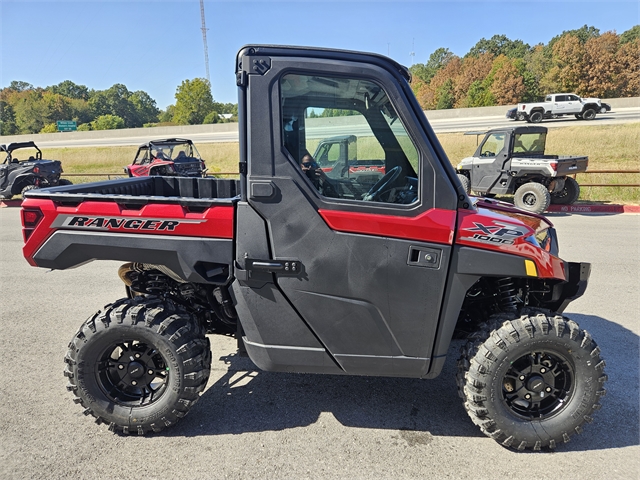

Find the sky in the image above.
[{"left": 1, "top": 0, "right": 638, "bottom": 110}]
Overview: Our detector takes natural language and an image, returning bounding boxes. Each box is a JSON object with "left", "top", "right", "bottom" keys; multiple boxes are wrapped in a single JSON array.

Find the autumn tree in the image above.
[
  {"left": 490, "top": 56, "right": 526, "bottom": 104},
  {"left": 581, "top": 32, "right": 620, "bottom": 97},
  {"left": 541, "top": 34, "right": 584, "bottom": 94},
  {"left": 410, "top": 47, "right": 454, "bottom": 84},
  {"left": 415, "top": 56, "right": 462, "bottom": 109},
  {"left": 616, "top": 38, "right": 640, "bottom": 97},
  {"left": 454, "top": 53, "right": 494, "bottom": 107}
]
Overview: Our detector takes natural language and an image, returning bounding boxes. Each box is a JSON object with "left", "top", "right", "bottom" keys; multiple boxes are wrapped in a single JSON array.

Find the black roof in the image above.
[
  {"left": 0, "top": 141, "right": 41, "bottom": 153},
  {"left": 237, "top": 45, "right": 411, "bottom": 82},
  {"left": 489, "top": 126, "right": 548, "bottom": 135},
  {"left": 137, "top": 138, "right": 195, "bottom": 149}
]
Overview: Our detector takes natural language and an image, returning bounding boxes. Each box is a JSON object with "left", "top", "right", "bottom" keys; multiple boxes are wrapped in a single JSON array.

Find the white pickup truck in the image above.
[{"left": 517, "top": 93, "right": 604, "bottom": 123}]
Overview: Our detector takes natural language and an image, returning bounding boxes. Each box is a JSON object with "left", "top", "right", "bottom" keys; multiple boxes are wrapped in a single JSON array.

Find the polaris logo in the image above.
[{"left": 52, "top": 215, "right": 205, "bottom": 232}]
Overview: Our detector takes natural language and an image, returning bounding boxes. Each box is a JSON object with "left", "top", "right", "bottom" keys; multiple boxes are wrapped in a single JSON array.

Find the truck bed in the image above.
[
  {"left": 24, "top": 175, "right": 240, "bottom": 207},
  {"left": 21, "top": 176, "right": 240, "bottom": 284},
  {"left": 511, "top": 154, "right": 588, "bottom": 176}
]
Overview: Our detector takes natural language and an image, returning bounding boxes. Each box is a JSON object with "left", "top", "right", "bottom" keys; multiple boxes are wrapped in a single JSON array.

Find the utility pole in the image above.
[{"left": 200, "top": 0, "right": 211, "bottom": 87}]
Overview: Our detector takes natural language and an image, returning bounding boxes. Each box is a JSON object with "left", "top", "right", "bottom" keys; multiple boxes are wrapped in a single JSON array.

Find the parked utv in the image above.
[
  {"left": 456, "top": 126, "right": 588, "bottom": 213},
  {"left": 21, "top": 45, "right": 605, "bottom": 451},
  {"left": 125, "top": 138, "right": 206, "bottom": 177},
  {"left": 0, "top": 141, "right": 71, "bottom": 199}
]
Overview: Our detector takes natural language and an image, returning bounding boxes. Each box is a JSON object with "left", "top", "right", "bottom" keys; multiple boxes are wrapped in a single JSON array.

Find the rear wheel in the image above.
[
  {"left": 529, "top": 111, "right": 543, "bottom": 123},
  {"left": 551, "top": 177, "right": 580, "bottom": 205},
  {"left": 457, "top": 312, "right": 607, "bottom": 450},
  {"left": 58, "top": 178, "right": 73, "bottom": 186},
  {"left": 514, "top": 182, "right": 550, "bottom": 214},
  {"left": 582, "top": 108, "right": 596, "bottom": 121},
  {"left": 64, "top": 296, "right": 211, "bottom": 434}
]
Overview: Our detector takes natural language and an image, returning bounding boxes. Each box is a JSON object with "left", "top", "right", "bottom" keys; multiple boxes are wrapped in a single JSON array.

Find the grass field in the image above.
[{"left": 41, "top": 123, "right": 639, "bottom": 203}]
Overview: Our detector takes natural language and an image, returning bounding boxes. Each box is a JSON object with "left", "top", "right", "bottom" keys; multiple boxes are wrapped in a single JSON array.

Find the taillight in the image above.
[
  {"left": 21, "top": 207, "right": 43, "bottom": 241},
  {"left": 549, "top": 161, "right": 558, "bottom": 171},
  {"left": 33, "top": 166, "right": 40, "bottom": 173},
  {"left": 521, "top": 105, "right": 526, "bottom": 110}
]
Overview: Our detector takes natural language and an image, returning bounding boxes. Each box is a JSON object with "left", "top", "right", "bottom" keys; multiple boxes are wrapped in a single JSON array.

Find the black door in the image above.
[{"left": 234, "top": 48, "right": 459, "bottom": 377}]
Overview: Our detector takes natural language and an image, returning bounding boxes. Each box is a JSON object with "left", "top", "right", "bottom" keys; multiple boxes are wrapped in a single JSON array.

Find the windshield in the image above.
[{"left": 135, "top": 141, "right": 201, "bottom": 164}]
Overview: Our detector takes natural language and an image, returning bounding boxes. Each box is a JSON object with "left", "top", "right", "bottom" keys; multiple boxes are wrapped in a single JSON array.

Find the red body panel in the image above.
[
  {"left": 318, "top": 208, "right": 457, "bottom": 245},
  {"left": 127, "top": 160, "right": 175, "bottom": 177},
  {"left": 456, "top": 207, "right": 566, "bottom": 280},
  {"left": 21, "top": 198, "right": 234, "bottom": 265}
]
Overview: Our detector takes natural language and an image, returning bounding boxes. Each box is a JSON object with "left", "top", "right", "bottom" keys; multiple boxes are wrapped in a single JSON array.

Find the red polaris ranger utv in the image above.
[{"left": 20, "top": 45, "right": 605, "bottom": 451}]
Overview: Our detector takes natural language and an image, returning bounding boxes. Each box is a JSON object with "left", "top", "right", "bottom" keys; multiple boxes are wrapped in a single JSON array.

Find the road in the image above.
[
  {"left": 0, "top": 207, "right": 638, "bottom": 479},
  {"left": 26, "top": 107, "right": 640, "bottom": 149}
]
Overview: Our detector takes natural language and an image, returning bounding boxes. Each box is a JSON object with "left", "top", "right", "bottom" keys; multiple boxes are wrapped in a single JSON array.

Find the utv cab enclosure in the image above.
[
  {"left": 126, "top": 138, "right": 206, "bottom": 177},
  {"left": 0, "top": 141, "right": 71, "bottom": 199},
  {"left": 20, "top": 45, "right": 605, "bottom": 450},
  {"left": 456, "top": 126, "right": 588, "bottom": 213}
]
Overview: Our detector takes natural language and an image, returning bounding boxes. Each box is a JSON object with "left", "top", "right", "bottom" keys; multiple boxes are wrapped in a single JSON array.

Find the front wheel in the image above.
[
  {"left": 514, "top": 182, "right": 550, "bottom": 214},
  {"left": 582, "top": 108, "right": 596, "bottom": 121},
  {"left": 458, "top": 312, "right": 607, "bottom": 450},
  {"left": 64, "top": 296, "right": 211, "bottom": 434},
  {"left": 457, "top": 173, "right": 471, "bottom": 194}
]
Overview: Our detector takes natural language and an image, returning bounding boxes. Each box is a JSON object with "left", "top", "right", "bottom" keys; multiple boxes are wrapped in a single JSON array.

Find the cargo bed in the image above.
[{"left": 24, "top": 176, "right": 241, "bottom": 207}]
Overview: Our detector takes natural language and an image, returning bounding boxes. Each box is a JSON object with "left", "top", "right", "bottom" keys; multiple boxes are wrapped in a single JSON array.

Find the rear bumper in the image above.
[{"left": 548, "top": 261, "right": 591, "bottom": 313}]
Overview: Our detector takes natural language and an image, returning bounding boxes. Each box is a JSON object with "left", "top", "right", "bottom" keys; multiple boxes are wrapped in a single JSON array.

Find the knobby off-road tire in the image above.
[
  {"left": 457, "top": 311, "right": 607, "bottom": 451},
  {"left": 457, "top": 173, "right": 471, "bottom": 194},
  {"left": 64, "top": 296, "right": 212, "bottom": 435},
  {"left": 551, "top": 177, "right": 580, "bottom": 205},
  {"left": 21, "top": 184, "right": 38, "bottom": 196},
  {"left": 514, "top": 182, "right": 550, "bottom": 214}
]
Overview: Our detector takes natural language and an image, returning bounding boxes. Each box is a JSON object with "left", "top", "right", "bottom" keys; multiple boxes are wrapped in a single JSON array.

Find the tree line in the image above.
[
  {"left": 410, "top": 25, "right": 639, "bottom": 110},
  {"left": 1, "top": 24, "right": 638, "bottom": 135},
  {"left": 0, "top": 78, "right": 237, "bottom": 135}
]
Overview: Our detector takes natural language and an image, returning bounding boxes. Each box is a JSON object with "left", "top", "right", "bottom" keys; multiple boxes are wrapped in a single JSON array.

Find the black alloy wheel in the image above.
[{"left": 457, "top": 312, "right": 607, "bottom": 450}]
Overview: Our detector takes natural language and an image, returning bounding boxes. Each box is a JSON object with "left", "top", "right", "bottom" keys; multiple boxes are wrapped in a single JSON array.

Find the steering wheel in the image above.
[{"left": 363, "top": 166, "right": 402, "bottom": 202}]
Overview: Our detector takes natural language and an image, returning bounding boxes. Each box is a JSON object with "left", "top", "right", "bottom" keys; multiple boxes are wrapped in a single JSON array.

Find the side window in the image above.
[
  {"left": 568, "top": 95, "right": 579, "bottom": 101},
  {"left": 556, "top": 95, "right": 567, "bottom": 102},
  {"left": 479, "top": 133, "right": 506, "bottom": 157},
  {"left": 280, "top": 73, "right": 419, "bottom": 205}
]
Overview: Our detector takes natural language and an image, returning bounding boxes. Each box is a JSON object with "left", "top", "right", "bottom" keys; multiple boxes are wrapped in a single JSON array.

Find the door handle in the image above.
[{"left": 407, "top": 246, "right": 441, "bottom": 269}]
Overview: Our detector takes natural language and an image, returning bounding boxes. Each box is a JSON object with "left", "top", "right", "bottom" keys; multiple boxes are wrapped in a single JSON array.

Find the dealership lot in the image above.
[{"left": 0, "top": 207, "right": 638, "bottom": 479}]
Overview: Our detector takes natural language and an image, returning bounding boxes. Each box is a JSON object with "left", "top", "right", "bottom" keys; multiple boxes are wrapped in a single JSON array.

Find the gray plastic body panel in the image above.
[{"left": 33, "top": 230, "right": 234, "bottom": 284}]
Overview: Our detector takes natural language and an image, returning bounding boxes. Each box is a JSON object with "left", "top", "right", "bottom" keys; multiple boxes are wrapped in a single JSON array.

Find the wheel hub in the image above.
[
  {"left": 127, "top": 361, "right": 145, "bottom": 379},
  {"left": 97, "top": 340, "right": 168, "bottom": 406},
  {"left": 526, "top": 374, "right": 545, "bottom": 392},
  {"left": 501, "top": 351, "right": 574, "bottom": 419}
]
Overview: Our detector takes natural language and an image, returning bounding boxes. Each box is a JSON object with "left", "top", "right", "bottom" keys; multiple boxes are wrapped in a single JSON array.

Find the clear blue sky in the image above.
[{"left": 1, "top": 1, "right": 638, "bottom": 110}]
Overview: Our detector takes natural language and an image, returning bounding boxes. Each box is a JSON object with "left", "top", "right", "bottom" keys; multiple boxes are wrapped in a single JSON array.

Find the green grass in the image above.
[{"left": 44, "top": 123, "right": 639, "bottom": 203}]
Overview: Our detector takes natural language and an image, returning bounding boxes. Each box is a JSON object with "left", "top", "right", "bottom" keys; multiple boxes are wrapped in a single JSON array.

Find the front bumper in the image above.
[{"left": 548, "top": 262, "right": 591, "bottom": 313}]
